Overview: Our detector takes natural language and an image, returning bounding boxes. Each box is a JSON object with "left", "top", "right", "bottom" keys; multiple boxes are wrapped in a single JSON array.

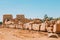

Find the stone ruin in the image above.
[
  {"left": 53, "top": 20, "right": 60, "bottom": 33},
  {"left": 3, "top": 14, "right": 13, "bottom": 24},
  {"left": 2, "top": 14, "right": 60, "bottom": 34},
  {"left": 2, "top": 14, "right": 31, "bottom": 29},
  {"left": 3, "top": 14, "right": 14, "bottom": 28},
  {"left": 3, "top": 14, "right": 60, "bottom": 38}
]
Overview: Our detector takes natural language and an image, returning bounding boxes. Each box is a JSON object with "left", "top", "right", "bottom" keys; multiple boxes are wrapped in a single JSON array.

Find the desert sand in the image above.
[{"left": 0, "top": 27, "right": 60, "bottom": 40}]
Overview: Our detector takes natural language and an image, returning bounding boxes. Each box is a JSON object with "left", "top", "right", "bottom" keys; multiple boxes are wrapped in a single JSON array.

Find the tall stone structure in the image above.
[
  {"left": 16, "top": 14, "right": 25, "bottom": 24},
  {"left": 16, "top": 14, "right": 31, "bottom": 24},
  {"left": 3, "top": 14, "right": 13, "bottom": 24},
  {"left": 2, "top": 14, "right": 31, "bottom": 28},
  {"left": 3, "top": 14, "right": 31, "bottom": 24},
  {"left": 16, "top": 14, "right": 25, "bottom": 19}
]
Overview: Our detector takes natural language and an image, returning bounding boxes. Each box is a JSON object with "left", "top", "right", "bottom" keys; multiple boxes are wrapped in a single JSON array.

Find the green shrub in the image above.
[{"left": 0, "top": 22, "right": 2, "bottom": 24}]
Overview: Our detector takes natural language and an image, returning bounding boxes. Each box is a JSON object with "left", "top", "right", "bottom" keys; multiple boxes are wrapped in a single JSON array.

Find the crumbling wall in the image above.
[
  {"left": 3, "top": 14, "right": 13, "bottom": 24},
  {"left": 3, "top": 14, "right": 13, "bottom": 27}
]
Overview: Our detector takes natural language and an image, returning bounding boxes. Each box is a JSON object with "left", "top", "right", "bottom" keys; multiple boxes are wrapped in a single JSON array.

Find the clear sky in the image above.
[{"left": 0, "top": 0, "right": 60, "bottom": 21}]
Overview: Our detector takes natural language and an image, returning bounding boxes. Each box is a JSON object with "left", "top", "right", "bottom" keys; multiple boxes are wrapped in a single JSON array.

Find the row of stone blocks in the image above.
[
  {"left": 2, "top": 22, "right": 60, "bottom": 33},
  {"left": 3, "top": 23, "right": 45, "bottom": 31}
]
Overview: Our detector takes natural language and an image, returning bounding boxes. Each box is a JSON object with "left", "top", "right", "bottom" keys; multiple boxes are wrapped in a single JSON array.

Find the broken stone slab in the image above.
[
  {"left": 40, "top": 23, "right": 46, "bottom": 31},
  {"left": 47, "top": 27, "right": 53, "bottom": 33},
  {"left": 48, "top": 33, "right": 59, "bottom": 38},
  {"left": 8, "top": 24, "right": 15, "bottom": 28},
  {"left": 32, "top": 24, "right": 40, "bottom": 31},
  {"left": 53, "top": 23, "right": 60, "bottom": 33},
  {"left": 16, "top": 24, "right": 23, "bottom": 29},
  {"left": 24, "top": 23, "right": 31, "bottom": 30}
]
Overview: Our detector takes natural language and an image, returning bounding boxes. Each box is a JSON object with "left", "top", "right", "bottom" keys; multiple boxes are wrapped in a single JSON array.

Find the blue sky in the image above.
[{"left": 0, "top": 0, "right": 60, "bottom": 21}]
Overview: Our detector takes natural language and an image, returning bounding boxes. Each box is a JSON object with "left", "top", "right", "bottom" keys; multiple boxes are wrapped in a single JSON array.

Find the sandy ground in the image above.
[{"left": 0, "top": 27, "right": 60, "bottom": 40}]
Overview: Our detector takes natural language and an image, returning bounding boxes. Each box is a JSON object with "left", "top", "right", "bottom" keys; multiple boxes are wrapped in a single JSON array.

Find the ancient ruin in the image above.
[
  {"left": 2, "top": 14, "right": 60, "bottom": 39},
  {"left": 2, "top": 14, "right": 60, "bottom": 34},
  {"left": 3, "top": 14, "right": 31, "bottom": 28}
]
